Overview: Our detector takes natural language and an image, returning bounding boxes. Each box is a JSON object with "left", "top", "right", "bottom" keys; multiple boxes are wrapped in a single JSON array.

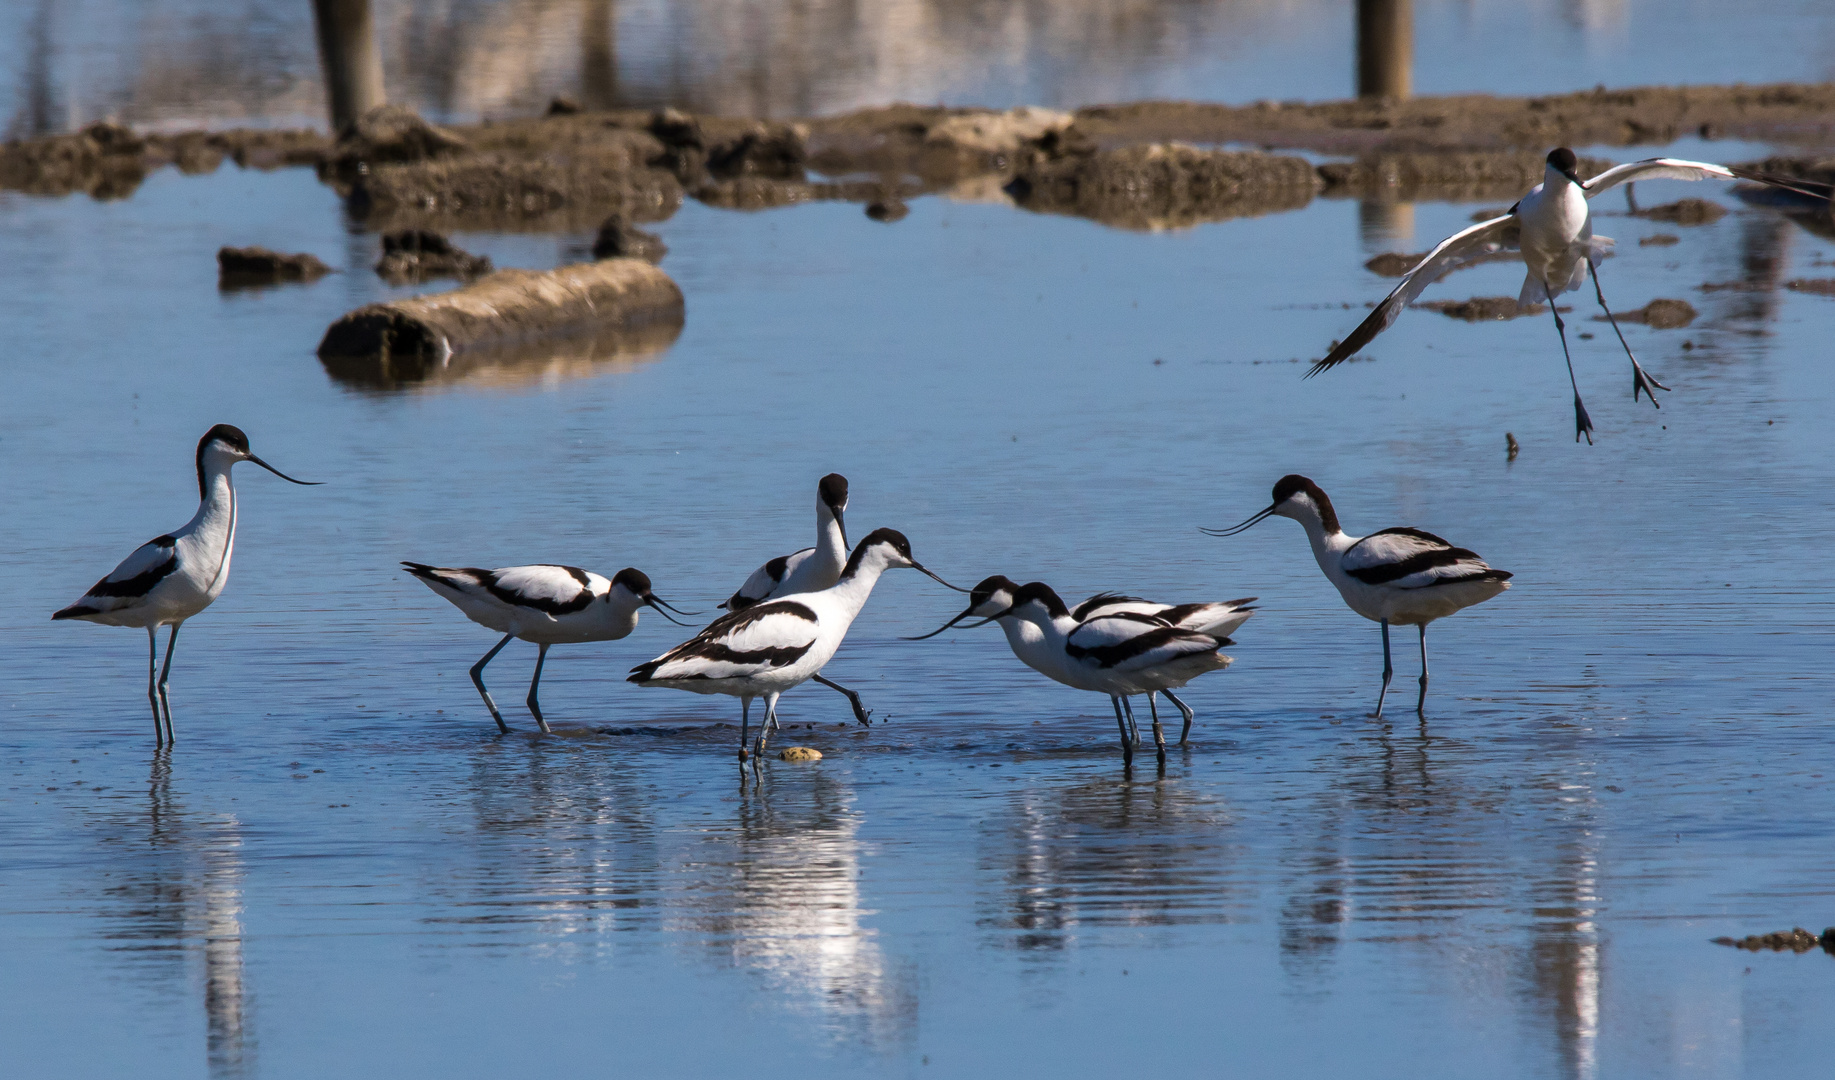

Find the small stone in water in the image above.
[{"left": 779, "top": 746, "right": 822, "bottom": 762}]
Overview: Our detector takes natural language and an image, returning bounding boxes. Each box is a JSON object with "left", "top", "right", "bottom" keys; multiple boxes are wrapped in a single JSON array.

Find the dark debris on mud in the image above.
[
  {"left": 1713, "top": 927, "right": 1835, "bottom": 955},
  {"left": 1418, "top": 297, "right": 1566, "bottom": 321}
]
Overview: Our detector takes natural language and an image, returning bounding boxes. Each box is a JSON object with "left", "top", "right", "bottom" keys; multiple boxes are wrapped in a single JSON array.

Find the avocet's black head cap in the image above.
[
  {"left": 1014, "top": 581, "right": 1070, "bottom": 618},
  {"left": 1272, "top": 474, "right": 1320, "bottom": 505},
  {"left": 200, "top": 424, "right": 251, "bottom": 455},
  {"left": 819, "top": 473, "right": 848, "bottom": 510},
  {"left": 969, "top": 574, "right": 1021, "bottom": 607},
  {"left": 1547, "top": 147, "right": 1580, "bottom": 183},
  {"left": 611, "top": 568, "right": 653, "bottom": 596},
  {"left": 858, "top": 527, "right": 911, "bottom": 557}
]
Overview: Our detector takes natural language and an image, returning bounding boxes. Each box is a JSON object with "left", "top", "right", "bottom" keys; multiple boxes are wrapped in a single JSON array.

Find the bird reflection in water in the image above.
[
  {"left": 673, "top": 770, "right": 915, "bottom": 1048},
  {"left": 979, "top": 773, "right": 1238, "bottom": 955},
  {"left": 97, "top": 751, "right": 253, "bottom": 1079}
]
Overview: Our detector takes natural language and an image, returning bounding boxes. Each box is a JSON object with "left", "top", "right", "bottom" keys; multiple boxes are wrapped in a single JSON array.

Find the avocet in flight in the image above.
[{"left": 1308, "top": 148, "right": 1819, "bottom": 442}]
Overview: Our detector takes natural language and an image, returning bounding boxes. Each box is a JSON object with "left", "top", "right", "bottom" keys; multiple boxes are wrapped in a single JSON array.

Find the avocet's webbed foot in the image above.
[{"left": 1632, "top": 361, "right": 1670, "bottom": 406}]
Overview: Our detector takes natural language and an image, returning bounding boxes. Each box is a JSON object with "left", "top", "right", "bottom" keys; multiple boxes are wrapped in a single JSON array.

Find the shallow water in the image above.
[
  {"left": 5, "top": 0, "right": 1835, "bottom": 133},
  {"left": 8, "top": 30, "right": 1835, "bottom": 1080}
]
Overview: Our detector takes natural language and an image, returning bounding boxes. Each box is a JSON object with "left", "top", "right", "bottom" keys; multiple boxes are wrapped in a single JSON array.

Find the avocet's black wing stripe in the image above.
[
  {"left": 1067, "top": 619, "right": 1221, "bottom": 671},
  {"left": 630, "top": 600, "right": 821, "bottom": 683},
  {"left": 1071, "top": 592, "right": 1149, "bottom": 622},
  {"left": 483, "top": 564, "right": 598, "bottom": 616},
  {"left": 1343, "top": 528, "right": 1510, "bottom": 588},
  {"left": 86, "top": 535, "right": 180, "bottom": 598},
  {"left": 722, "top": 549, "right": 806, "bottom": 611},
  {"left": 1309, "top": 214, "right": 1518, "bottom": 376}
]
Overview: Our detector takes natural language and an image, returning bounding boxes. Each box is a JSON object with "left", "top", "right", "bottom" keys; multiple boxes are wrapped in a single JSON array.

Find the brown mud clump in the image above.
[
  {"left": 318, "top": 259, "right": 683, "bottom": 368},
  {"left": 1633, "top": 197, "right": 1726, "bottom": 225},
  {"left": 866, "top": 198, "right": 909, "bottom": 223},
  {"left": 1007, "top": 142, "right": 1319, "bottom": 230},
  {"left": 375, "top": 231, "right": 492, "bottom": 285},
  {"left": 218, "top": 246, "right": 332, "bottom": 289},
  {"left": 1784, "top": 278, "right": 1835, "bottom": 296},
  {"left": 319, "top": 105, "right": 469, "bottom": 181},
  {"left": 1712, "top": 928, "right": 1835, "bottom": 955},
  {"left": 1419, "top": 297, "right": 1565, "bottom": 321},
  {"left": 1640, "top": 234, "right": 1680, "bottom": 246},
  {"left": 592, "top": 215, "right": 667, "bottom": 262},
  {"left": 1365, "top": 244, "right": 1519, "bottom": 277},
  {"left": 1597, "top": 298, "right": 1696, "bottom": 328}
]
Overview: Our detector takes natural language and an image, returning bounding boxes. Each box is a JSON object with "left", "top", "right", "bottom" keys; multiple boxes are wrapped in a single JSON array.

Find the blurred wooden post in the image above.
[
  {"left": 1357, "top": 0, "right": 1412, "bottom": 100},
  {"left": 581, "top": 0, "right": 619, "bottom": 110},
  {"left": 310, "top": 0, "right": 386, "bottom": 131}
]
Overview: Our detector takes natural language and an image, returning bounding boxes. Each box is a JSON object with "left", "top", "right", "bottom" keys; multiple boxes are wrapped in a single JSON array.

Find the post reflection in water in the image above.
[
  {"left": 673, "top": 771, "right": 916, "bottom": 1048},
  {"left": 96, "top": 751, "right": 254, "bottom": 1080}
]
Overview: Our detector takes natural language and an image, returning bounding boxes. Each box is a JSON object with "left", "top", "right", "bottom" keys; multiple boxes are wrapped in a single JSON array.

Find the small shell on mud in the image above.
[{"left": 778, "top": 746, "right": 823, "bottom": 762}]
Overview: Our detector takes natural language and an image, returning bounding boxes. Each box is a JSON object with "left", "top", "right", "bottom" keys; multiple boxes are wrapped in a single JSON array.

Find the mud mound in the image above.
[
  {"left": 217, "top": 246, "right": 332, "bottom": 288},
  {"left": 591, "top": 216, "right": 667, "bottom": 262},
  {"left": 1418, "top": 297, "right": 1563, "bottom": 321},
  {"left": 1712, "top": 928, "right": 1835, "bottom": 954},
  {"left": 1007, "top": 143, "right": 1319, "bottom": 230},
  {"left": 1785, "top": 278, "right": 1835, "bottom": 296},
  {"left": 375, "top": 231, "right": 492, "bottom": 285},
  {"left": 1597, "top": 298, "right": 1696, "bottom": 328},
  {"left": 1634, "top": 198, "right": 1726, "bottom": 225},
  {"left": 351, "top": 152, "right": 682, "bottom": 231}
]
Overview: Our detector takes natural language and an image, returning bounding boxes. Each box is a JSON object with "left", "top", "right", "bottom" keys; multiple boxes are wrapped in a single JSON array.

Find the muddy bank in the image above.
[
  {"left": 0, "top": 122, "right": 325, "bottom": 198},
  {"left": 1319, "top": 152, "right": 1615, "bottom": 201},
  {"left": 317, "top": 258, "right": 682, "bottom": 365},
  {"left": 1071, "top": 83, "right": 1835, "bottom": 156},
  {"left": 1419, "top": 297, "right": 1564, "bottom": 321},
  {"left": 1007, "top": 141, "right": 1319, "bottom": 230},
  {"left": 1713, "top": 928, "right": 1835, "bottom": 954}
]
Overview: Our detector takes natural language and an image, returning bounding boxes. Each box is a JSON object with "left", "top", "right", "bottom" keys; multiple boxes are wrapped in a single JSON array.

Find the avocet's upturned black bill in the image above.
[
  {"left": 51, "top": 424, "right": 321, "bottom": 744},
  {"left": 1307, "top": 149, "right": 1824, "bottom": 443},
  {"left": 404, "top": 562, "right": 696, "bottom": 734},
  {"left": 1204, "top": 475, "right": 1510, "bottom": 718},
  {"left": 630, "top": 528, "right": 959, "bottom": 774}
]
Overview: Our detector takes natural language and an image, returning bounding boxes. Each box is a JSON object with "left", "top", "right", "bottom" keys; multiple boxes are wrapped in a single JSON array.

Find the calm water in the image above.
[
  {"left": 6, "top": 9, "right": 1835, "bottom": 1078},
  {"left": 4, "top": 0, "right": 1835, "bottom": 134}
]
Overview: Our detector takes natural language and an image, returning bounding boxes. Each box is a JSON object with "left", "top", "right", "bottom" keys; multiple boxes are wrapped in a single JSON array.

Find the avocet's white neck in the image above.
[{"left": 815, "top": 499, "right": 846, "bottom": 574}]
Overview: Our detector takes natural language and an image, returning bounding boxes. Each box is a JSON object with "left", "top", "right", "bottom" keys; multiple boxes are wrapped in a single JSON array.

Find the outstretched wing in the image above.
[
  {"left": 54, "top": 534, "right": 180, "bottom": 618},
  {"left": 1581, "top": 157, "right": 1735, "bottom": 196},
  {"left": 1341, "top": 527, "right": 1511, "bottom": 589},
  {"left": 630, "top": 600, "right": 820, "bottom": 683},
  {"left": 1309, "top": 215, "right": 1519, "bottom": 376}
]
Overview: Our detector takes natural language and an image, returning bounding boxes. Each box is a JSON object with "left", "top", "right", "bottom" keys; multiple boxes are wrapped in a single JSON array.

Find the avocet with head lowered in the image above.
[
  {"left": 52, "top": 424, "right": 320, "bottom": 744},
  {"left": 913, "top": 577, "right": 1242, "bottom": 763},
  {"left": 720, "top": 473, "right": 874, "bottom": 725},
  {"left": 1308, "top": 149, "right": 1825, "bottom": 442},
  {"left": 404, "top": 562, "right": 694, "bottom": 733},
  {"left": 1204, "top": 475, "right": 1511, "bottom": 718},
  {"left": 631, "top": 528, "right": 960, "bottom": 770}
]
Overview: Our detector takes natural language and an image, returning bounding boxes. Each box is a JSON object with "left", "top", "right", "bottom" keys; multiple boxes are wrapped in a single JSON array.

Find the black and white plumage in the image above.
[
  {"left": 1204, "top": 474, "right": 1511, "bottom": 718},
  {"left": 631, "top": 528, "right": 959, "bottom": 771},
  {"left": 52, "top": 424, "right": 320, "bottom": 744},
  {"left": 1309, "top": 148, "right": 1824, "bottom": 443},
  {"left": 719, "top": 473, "right": 874, "bottom": 725},
  {"left": 404, "top": 562, "right": 693, "bottom": 734},
  {"left": 914, "top": 576, "right": 1240, "bottom": 764}
]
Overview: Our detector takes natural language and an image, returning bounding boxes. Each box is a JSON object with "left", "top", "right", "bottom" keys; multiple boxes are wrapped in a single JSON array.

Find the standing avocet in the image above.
[
  {"left": 403, "top": 562, "right": 694, "bottom": 733},
  {"left": 631, "top": 528, "right": 958, "bottom": 769},
  {"left": 52, "top": 424, "right": 320, "bottom": 744},
  {"left": 720, "top": 473, "right": 874, "bottom": 725},
  {"left": 1203, "top": 474, "right": 1511, "bottom": 718},
  {"left": 913, "top": 578, "right": 1238, "bottom": 763},
  {"left": 1070, "top": 591, "right": 1256, "bottom": 744},
  {"left": 1308, "top": 149, "right": 1823, "bottom": 442}
]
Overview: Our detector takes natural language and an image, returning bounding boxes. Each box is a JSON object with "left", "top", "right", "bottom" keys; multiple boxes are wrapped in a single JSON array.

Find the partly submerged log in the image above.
[{"left": 316, "top": 258, "right": 684, "bottom": 372}]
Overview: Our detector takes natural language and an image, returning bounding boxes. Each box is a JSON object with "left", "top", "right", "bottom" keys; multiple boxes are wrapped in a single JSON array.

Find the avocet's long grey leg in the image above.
[
  {"left": 525, "top": 643, "right": 552, "bottom": 734},
  {"left": 146, "top": 626, "right": 163, "bottom": 744},
  {"left": 754, "top": 692, "right": 781, "bottom": 770},
  {"left": 1585, "top": 254, "right": 1670, "bottom": 406},
  {"left": 1416, "top": 623, "right": 1430, "bottom": 716},
  {"left": 1142, "top": 696, "right": 1167, "bottom": 761},
  {"left": 812, "top": 673, "right": 871, "bottom": 726},
  {"left": 1163, "top": 690, "right": 1196, "bottom": 745},
  {"left": 469, "top": 633, "right": 515, "bottom": 734},
  {"left": 155, "top": 622, "right": 181, "bottom": 744},
  {"left": 738, "top": 696, "right": 752, "bottom": 764},
  {"left": 1374, "top": 618, "right": 1394, "bottom": 719},
  {"left": 1111, "top": 696, "right": 1134, "bottom": 765},
  {"left": 1545, "top": 280, "right": 1594, "bottom": 444}
]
